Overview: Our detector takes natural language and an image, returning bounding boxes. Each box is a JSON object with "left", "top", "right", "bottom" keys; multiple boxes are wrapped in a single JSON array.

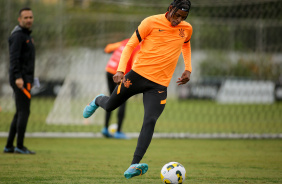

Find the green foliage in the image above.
[
  {"left": 193, "top": 1, "right": 282, "bottom": 19},
  {"left": 198, "top": 25, "right": 231, "bottom": 50},
  {"left": 0, "top": 138, "right": 281, "bottom": 183},
  {"left": 1, "top": 0, "right": 282, "bottom": 52},
  {"left": 199, "top": 52, "right": 281, "bottom": 81}
]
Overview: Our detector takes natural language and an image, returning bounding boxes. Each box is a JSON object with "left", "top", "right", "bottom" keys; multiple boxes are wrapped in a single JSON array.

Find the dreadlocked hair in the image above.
[{"left": 167, "top": 0, "right": 191, "bottom": 20}]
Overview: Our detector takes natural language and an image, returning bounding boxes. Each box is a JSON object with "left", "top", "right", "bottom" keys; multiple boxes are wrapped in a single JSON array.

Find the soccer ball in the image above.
[
  {"left": 108, "top": 123, "right": 118, "bottom": 136},
  {"left": 160, "top": 162, "right": 186, "bottom": 184}
]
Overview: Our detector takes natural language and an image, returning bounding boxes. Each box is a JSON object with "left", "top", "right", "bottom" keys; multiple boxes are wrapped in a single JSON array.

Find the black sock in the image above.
[{"left": 131, "top": 155, "right": 142, "bottom": 165}]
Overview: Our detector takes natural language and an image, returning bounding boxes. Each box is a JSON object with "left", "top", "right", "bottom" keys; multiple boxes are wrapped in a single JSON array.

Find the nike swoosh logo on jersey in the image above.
[
  {"left": 158, "top": 91, "right": 165, "bottom": 93},
  {"left": 159, "top": 29, "right": 165, "bottom": 32}
]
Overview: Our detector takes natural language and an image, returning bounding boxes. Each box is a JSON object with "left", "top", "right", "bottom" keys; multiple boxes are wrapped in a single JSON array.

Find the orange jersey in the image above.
[
  {"left": 117, "top": 13, "right": 193, "bottom": 87},
  {"left": 105, "top": 39, "right": 140, "bottom": 75},
  {"left": 104, "top": 41, "right": 123, "bottom": 54}
]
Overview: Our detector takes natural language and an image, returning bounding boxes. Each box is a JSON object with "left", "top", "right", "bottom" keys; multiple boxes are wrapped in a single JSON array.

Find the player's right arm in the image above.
[
  {"left": 116, "top": 33, "right": 139, "bottom": 75},
  {"left": 117, "top": 17, "right": 152, "bottom": 74},
  {"left": 113, "top": 71, "right": 124, "bottom": 84},
  {"left": 114, "top": 17, "right": 152, "bottom": 84},
  {"left": 9, "top": 32, "right": 24, "bottom": 89}
]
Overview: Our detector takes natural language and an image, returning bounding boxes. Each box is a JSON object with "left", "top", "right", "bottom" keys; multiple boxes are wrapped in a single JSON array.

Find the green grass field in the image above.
[
  {"left": 1, "top": 97, "right": 282, "bottom": 134},
  {"left": 0, "top": 138, "right": 281, "bottom": 184}
]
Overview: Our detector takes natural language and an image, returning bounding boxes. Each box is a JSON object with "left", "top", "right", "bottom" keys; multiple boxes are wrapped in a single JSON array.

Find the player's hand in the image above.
[
  {"left": 176, "top": 70, "right": 191, "bottom": 86},
  {"left": 113, "top": 71, "right": 125, "bottom": 84},
  {"left": 15, "top": 78, "right": 24, "bottom": 89}
]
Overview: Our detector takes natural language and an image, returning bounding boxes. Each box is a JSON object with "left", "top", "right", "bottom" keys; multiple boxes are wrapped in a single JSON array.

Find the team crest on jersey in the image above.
[
  {"left": 179, "top": 28, "right": 185, "bottom": 38},
  {"left": 124, "top": 79, "right": 132, "bottom": 88}
]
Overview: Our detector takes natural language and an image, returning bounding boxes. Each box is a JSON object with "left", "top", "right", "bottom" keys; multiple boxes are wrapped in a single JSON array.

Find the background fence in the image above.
[{"left": 0, "top": 0, "right": 282, "bottom": 138}]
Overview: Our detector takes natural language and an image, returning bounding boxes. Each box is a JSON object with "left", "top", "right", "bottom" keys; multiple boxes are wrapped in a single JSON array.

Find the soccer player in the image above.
[
  {"left": 83, "top": 0, "right": 192, "bottom": 179},
  {"left": 102, "top": 39, "right": 140, "bottom": 139},
  {"left": 4, "top": 7, "right": 36, "bottom": 154}
]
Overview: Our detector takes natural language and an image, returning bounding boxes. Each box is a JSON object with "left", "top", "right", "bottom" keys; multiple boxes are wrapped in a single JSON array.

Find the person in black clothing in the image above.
[{"left": 4, "top": 7, "right": 36, "bottom": 154}]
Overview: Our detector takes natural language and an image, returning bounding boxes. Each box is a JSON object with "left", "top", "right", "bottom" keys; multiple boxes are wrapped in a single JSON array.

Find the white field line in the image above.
[{"left": 0, "top": 132, "right": 281, "bottom": 139}]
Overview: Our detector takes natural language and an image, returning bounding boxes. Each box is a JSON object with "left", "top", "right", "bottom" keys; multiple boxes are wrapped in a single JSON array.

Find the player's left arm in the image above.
[
  {"left": 177, "top": 69, "right": 191, "bottom": 85},
  {"left": 177, "top": 28, "right": 192, "bottom": 86}
]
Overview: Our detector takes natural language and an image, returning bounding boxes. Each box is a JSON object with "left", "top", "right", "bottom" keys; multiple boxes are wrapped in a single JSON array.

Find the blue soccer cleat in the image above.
[
  {"left": 124, "top": 163, "right": 148, "bottom": 179},
  {"left": 83, "top": 94, "right": 104, "bottom": 118},
  {"left": 114, "top": 131, "right": 129, "bottom": 139},
  {"left": 14, "top": 147, "right": 36, "bottom": 154},
  {"left": 101, "top": 127, "right": 113, "bottom": 138},
  {"left": 3, "top": 146, "right": 14, "bottom": 153}
]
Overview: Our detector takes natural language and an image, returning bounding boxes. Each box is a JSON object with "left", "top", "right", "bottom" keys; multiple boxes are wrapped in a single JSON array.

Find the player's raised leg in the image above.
[{"left": 83, "top": 94, "right": 105, "bottom": 118}]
